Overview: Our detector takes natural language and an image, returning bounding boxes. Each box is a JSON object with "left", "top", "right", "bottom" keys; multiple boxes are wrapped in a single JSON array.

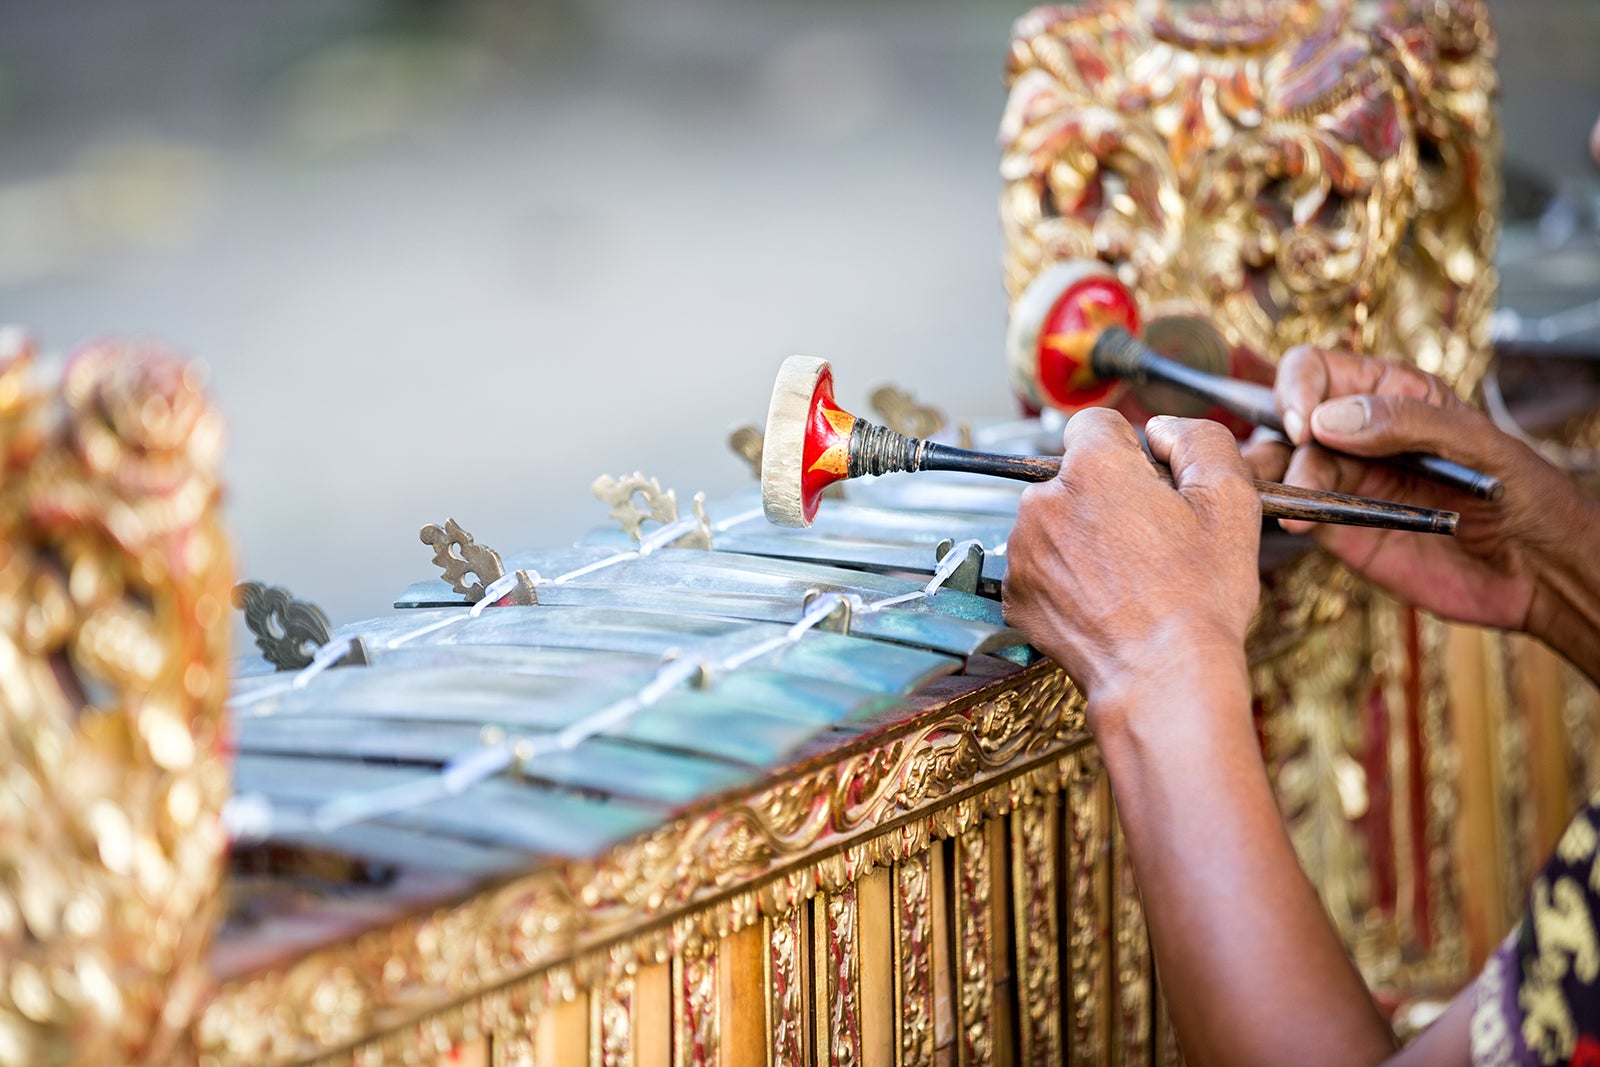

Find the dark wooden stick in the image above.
[
  {"left": 1090, "top": 327, "right": 1505, "bottom": 502},
  {"left": 913, "top": 441, "right": 1457, "bottom": 535}
]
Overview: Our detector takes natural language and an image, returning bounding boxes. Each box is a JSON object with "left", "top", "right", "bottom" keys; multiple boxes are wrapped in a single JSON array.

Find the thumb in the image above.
[{"left": 1308, "top": 394, "right": 1508, "bottom": 472}]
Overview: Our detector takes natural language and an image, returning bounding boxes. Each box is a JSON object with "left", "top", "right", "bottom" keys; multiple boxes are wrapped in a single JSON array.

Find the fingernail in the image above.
[
  {"left": 1146, "top": 414, "right": 1175, "bottom": 430},
  {"left": 1313, "top": 397, "right": 1367, "bottom": 436},
  {"left": 1282, "top": 409, "right": 1305, "bottom": 445}
]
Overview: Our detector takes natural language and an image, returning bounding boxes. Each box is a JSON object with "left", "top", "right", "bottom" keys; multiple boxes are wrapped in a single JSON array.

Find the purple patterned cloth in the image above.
[{"left": 1473, "top": 795, "right": 1600, "bottom": 1067}]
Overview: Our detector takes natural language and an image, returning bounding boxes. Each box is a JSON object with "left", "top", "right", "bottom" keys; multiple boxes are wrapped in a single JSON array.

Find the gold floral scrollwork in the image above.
[
  {"left": 893, "top": 852, "right": 935, "bottom": 1067},
  {"left": 591, "top": 472, "right": 713, "bottom": 551},
  {"left": 868, "top": 385, "right": 947, "bottom": 440},
  {"left": 1012, "top": 797, "right": 1062, "bottom": 1066},
  {"left": 231, "top": 580, "right": 334, "bottom": 670},
  {"left": 419, "top": 518, "right": 537, "bottom": 605},
  {"left": 595, "top": 951, "right": 635, "bottom": 1067},
  {"left": 816, "top": 885, "right": 862, "bottom": 1067},
  {"left": 1112, "top": 810, "right": 1151, "bottom": 1067},
  {"left": 673, "top": 930, "right": 718, "bottom": 1067},
  {"left": 1066, "top": 752, "right": 1107, "bottom": 1063},
  {"left": 0, "top": 337, "right": 232, "bottom": 1067},
  {"left": 953, "top": 825, "right": 994, "bottom": 1066},
  {"left": 1256, "top": 602, "right": 1375, "bottom": 950},
  {"left": 768, "top": 909, "right": 805, "bottom": 1067}
]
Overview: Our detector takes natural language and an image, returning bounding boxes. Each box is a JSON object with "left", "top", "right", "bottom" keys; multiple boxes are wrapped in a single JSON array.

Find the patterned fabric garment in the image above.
[{"left": 1473, "top": 792, "right": 1600, "bottom": 1066}]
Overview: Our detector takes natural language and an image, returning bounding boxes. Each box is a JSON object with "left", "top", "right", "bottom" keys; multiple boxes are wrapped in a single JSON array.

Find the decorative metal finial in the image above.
[
  {"left": 591, "top": 472, "right": 713, "bottom": 550},
  {"left": 419, "top": 519, "right": 538, "bottom": 605},
  {"left": 232, "top": 581, "right": 366, "bottom": 670},
  {"left": 870, "top": 384, "right": 947, "bottom": 440},
  {"left": 728, "top": 424, "right": 764, "bottom": 480}
]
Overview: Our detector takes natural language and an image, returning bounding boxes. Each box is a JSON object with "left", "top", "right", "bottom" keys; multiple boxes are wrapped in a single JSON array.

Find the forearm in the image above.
[
  {"left": 1528, "top": 492, "right": 1600, "bottom": 686},
  {"left": 1091, "top": 657, "right": 1396, "bottom": 1067}
]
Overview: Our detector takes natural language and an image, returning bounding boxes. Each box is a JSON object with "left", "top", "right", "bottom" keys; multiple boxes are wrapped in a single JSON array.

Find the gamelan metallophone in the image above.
[{"left": 209, "top": 417, "right": 1169, "bottom": 1067}]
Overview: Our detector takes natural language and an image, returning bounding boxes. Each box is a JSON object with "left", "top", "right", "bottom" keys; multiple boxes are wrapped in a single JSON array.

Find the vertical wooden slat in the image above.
[
  {"left": 673, "top": 937, "right": 718, "bottom": 1067},
  {"left": 1511, "top": 636, "right": 1574, "bottom": 863},
  {"left": 635, "top": 963, "right": 671, "bottom": 1067},
  {"left": 766, "top": 908, "right": 805, "bottom": 1067},
  {"left": 812, "top": 884, "right": 863, "bottom": 1067},
  {"left": 859, "top": 866, "right": 896, "bottom": 1066},
  {"left": 988, "top": 818, "right": 1015, "bottom": 1067},
  {"left": 1013, "top": 795, "right": 1062, "bottom": 1067},
  {"left": 894, "top": 850, "right": 937, "bottom": 1067},
  {"left": 536, "top": 994, "right": 590, "bottom": 1066},
  {"left": 1443, "top": 623, "right": 1506, "bottom": 966},
  {"left": 931, "top": 844, "right": 957, "bottom": 1054},
  {"left": 717, "top": 922, "right": 767, "bottom": 1067},
  {"left": 954, "top": 823, "right": 995, "bottom": 1067}
]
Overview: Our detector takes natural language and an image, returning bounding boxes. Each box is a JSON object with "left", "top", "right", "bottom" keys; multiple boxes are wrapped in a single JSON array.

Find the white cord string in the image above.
[{"left": 224, "top": 535, "right": 990, "bottom": 840}]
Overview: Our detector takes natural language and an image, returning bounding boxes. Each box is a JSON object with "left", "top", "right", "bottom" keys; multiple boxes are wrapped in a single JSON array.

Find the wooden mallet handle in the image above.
[
  {"left": 762, "top": 354, "right": 1459, "bottom": 536},
  {"left": 911, "top": 439, "right": 1458, "bottom": 535},
  {"left": 1089, "top": 327, "right": 1505, "bottom": 502}
]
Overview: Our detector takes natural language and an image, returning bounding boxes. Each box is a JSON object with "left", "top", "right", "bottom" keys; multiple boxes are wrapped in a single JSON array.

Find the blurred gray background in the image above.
[{"left": 2, "top": 0, "right": 1597, "bottom": 628}]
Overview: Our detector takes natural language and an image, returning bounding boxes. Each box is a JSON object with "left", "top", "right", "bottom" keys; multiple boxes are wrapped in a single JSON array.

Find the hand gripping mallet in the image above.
[
  {"left": 760, "top": 355, "right": 1459, "bottom": 536},
  {"left": 1007, "top": 261, "right": 1503, "bottom": 502}
]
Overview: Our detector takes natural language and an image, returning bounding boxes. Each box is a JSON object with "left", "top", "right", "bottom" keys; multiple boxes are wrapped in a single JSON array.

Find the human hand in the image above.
[
  {"left": 1002, "top": 409, "right": 1261, "bottom": 726},
  {"left": 1246, "top": 346, "right": 1598, "bottom": 634}
]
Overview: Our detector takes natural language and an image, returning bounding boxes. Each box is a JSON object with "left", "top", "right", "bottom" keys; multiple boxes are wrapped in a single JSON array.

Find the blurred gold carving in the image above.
[
  {"left": 1065, "top": 752, "right": 1108, "bottom": 1062},
  {"left": 893, "top": 852, "right": 935, "bottom": 1066},
  {"left": 769, "top": 909, "right": 805, "bottom": 1065},
  {"left": 869, "top": 386, "right": 948, "bottom": 441},
  {"left": 817, "top": 886, "right": 862, "bottom": 1065},
  {"left": 0, "top": 335, "right": 231, "bottom": 1066},
  {"left": 1113, "top": 813, "right": 1152, "bottom": 1066},
  {"left": 1000, "top": 0, "right": 1499, "bottom": 392},
  {"left": 953, "top": 827, "right": 993, "bottom": 1065},
  {"left": 1013, "top": 794, "right": 1062, "bottom": 1065}
]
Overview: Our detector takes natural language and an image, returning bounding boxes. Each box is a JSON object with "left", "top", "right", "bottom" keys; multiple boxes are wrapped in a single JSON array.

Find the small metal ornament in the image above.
[
  {"left": 869, "top": 384, "right": 948, "bottom": 440},
  {"left": 728, "top": 424, "right": 764, "bottom": 480},
  {"left": 591, "top": 472, "right": 713, "bottom": 550},
  {"left": 419, "top": 518, "right": 537, "bottom": 605},
  {"left": 232, "top": 581, "right": 338, "bottom": 670}
]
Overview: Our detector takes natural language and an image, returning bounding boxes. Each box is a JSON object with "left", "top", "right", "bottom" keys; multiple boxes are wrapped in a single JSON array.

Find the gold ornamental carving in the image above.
[
  {"left": 999, "top": 0, "right": 1499, "bottom": 392},
  {"left": 893, "top": 852, "right": 936, "bottom": 1067},
  {"left": 0, "top": 336, "right": 231, "bottom": 1067},
  {"left": 1013, "top": 795, "right": 1063, "bottom": 1066},
  {"left": 816, "top": 886, "right": 863, "bottom": 1067},
  {"left": 768, "top": 909, "right": 805, "bottom": 1066},
  {"left": 1066, "top": 752, "right": 1108, "bottom": 1064},
  {"left": 953, "top": 826, "right": 994, "bottom": 1066}
]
